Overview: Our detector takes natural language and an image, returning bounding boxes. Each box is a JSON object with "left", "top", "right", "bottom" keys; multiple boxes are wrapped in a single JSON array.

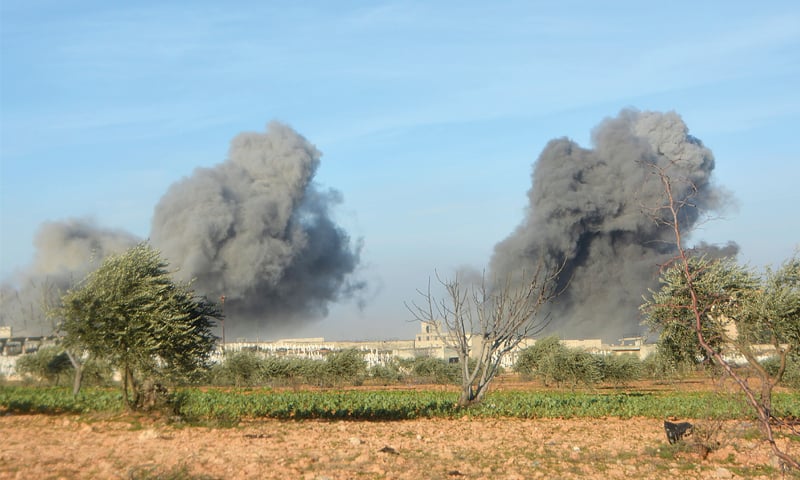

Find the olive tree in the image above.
[
  {"left": 515, "top": 336, "right": 607, "bottom": 388},
  {"left": 641, "top": 163, "right": 799, "bottom": 470},
  {"left": 407, "top": 266, "right": 558, "bottom": 407},
  {"left": 15, "top": 346, "right": 73, "bottom": 386},
  {"left": 741, "top": 257, "right": 800, "bottom": 395},
  {"left": 641, "top": 256, "right": 759, "bottom": 368},
  {"left": 56, "top": 242, "right": 220, "bottom": 410}
]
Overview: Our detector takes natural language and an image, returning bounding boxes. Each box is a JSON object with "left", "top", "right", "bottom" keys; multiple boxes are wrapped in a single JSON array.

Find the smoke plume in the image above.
[
  {"left": 150, "top": 122, "right": 363, "bottom": 338},
  {"left": 0, "top": 219, "right": 140, "bottom": 335},
  {"left": 2, "top": 122, "right": 363, "bottom": 339},
  {"left": 490, "top": 109, "right": 737, "bottom": 341}
]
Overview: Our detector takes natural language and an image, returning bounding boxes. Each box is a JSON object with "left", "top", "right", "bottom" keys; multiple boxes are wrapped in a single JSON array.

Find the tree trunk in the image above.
[
  {"left": 64, "top": 350, "right": 83, "bottom": 398},
  {"left": 127, "top": 367, "right": 142, "bottom": 410},
  {"left": 71, "top": 364, "right": 83, "bottom": 398},
  {"left": 760, "top": 376, "right": 773, "bottom": 425},
  {"left": 472, "top": 383, "right": 489, "bottom": 404},
  {"left": 123, "top": 363, "right": 135, "bottom": 411},
  {"left": 458, "top": 386, "right": 475, "bottom": 407}
]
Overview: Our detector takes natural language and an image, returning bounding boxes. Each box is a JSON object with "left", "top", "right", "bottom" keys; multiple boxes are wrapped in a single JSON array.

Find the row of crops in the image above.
[{"left": 2, "top": 386, "right": 799, "bottom": 422}]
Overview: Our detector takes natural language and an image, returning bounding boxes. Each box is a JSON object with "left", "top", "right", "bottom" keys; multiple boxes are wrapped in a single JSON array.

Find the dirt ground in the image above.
[
  {"left": 0, "top": 413, "right": 796, "bottom": 479},
  {"left": 1, "top": 376, "right": 798, "bottom": 479}
]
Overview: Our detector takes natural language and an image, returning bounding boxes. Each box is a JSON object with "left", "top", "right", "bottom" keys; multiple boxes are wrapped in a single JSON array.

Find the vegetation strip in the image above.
[{"left": 3, "top": 386, "right": 799, "bottom": 422}]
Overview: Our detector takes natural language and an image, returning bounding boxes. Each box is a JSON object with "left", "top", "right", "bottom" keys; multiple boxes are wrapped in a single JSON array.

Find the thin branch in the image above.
[{"left": 650, "top": 162, "right": 798, "bottom": 470}]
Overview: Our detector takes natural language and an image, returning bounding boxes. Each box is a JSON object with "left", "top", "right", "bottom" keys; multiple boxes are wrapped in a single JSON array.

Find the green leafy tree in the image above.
[
  {"left": 515, "top": 336, "right": 564, "bottom": 384},
  {"left": 596, "top": 354, "right": 642, "bottom": 386},
  {"left": 515, "top": 337, "right": 604, "bottom": 388},
  {"left": 368, "top": 359, "right": 404, "bottom": 385},
  {"left": 407, "top": 356, "right": 460, "bottom": 384},
  {"left": 641, "top": 256, "right": 759, "bottom": 368},
  {"left": 324, "top": 349, "right": 367, "bottom": 387},
  {"left": 212, "top": 351, "right": 265, "bottom": 387},
  {"left": 643, "top": 162, "right": 799, "bottom": 469},
  {"left": 643, "top": 256, "right": 800, "bottom": 409},
  {"left": 762, "top": 353, "right": 800, "bottom": 389},
  {"left": 15, "top": 346, "right": 73, "bottom": 386},
  {"left": 57, "top": 242, "right": 220, "bottom": 410},
  {"left": 735, "top": 257, "right": 800, "bottom": 410}
]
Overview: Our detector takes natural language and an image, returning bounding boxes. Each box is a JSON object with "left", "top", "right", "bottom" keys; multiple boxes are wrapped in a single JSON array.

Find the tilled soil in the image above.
[{"left": 0, "top": 414, "right": 795, "bottom": 479}]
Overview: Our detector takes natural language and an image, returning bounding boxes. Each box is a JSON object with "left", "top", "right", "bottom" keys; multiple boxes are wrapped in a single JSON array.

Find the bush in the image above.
[
  {"left": 405, "top": 356, "right": 460, "bottom": 384},
  {"left": 516, "top": 336, "right": 601, "bottom": 388},
  {"left": 81, "top": 357, "right": 114, "bottom": 387},
  {"left": 641, "top": 350, "right": 694, "bottom": 380},
  {"left": 761, "top": 353, "right": 800, "bottom": 389},
  {"left": 558, "top": 349, "right": 602, "bottom": 388},
  {"left": 323, "top": 349, "right": 368, "bottom": 387},
  {"left": 15, "top": 347, "right": 73, "bottom": 386},
  {"left": 369, "top": 360, "right": 404, "bottom": 385},
  {"left": 208, "top": 351, "right": 265, "bottom": 387},
  {"left": 597, "top": 354, "right": 643, "bottom": 386},
  {"left": 207, "top": 349, "right": 370, "bottom": 388},
  {"left": 515, "top": 336, "right": 562, "bottom": 379},
  {"left": 260, "top": 356, "right": 293, "bottom": 381}
]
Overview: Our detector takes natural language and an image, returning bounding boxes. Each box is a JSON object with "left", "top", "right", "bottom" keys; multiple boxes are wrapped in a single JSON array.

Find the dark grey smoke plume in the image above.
[
  {"left": 0, "top": 218, "right": 139, "bottom": 335},
  {"left": 2, "top": 123, "right": 363, "bottom": 340},
  {"left": 490, "top": 109, "right": 737, "bottom": 341},
  {"left": 150, "top": 121, "right": 363, "bottom": 338}
]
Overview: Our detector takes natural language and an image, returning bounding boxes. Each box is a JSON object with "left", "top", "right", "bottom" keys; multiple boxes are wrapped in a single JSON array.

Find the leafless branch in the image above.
[
  {"left": 648, "top": 161, "right": 799, "bottom": 470},
  {"left": 406, "top": 262, "right": 560, "bottom": 406}
]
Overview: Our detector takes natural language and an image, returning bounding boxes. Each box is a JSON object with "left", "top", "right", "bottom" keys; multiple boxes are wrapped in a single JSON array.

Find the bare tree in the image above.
[
  {"left": 644, "top": 162, "right": 799, "bottom": 470},
  {"left": 407, "top": 265, "right": 559, "bottom": 407}
]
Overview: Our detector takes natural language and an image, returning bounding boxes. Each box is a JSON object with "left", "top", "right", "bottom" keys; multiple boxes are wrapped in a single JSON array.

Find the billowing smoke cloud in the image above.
[
  {"left": 2, "top": 122, "right": 363, "bottom": 339},
  {"left": 150, "top": 122, "right": 364, "bottom": 338},
  {"left": 0, "top": 219, "right": 139, "bottom": 335},
  {"left": 490, "top": 109, "right": 737, "bottom": 341}
]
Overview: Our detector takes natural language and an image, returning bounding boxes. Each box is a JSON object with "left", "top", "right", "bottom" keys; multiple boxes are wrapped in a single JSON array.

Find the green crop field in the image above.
[{"left": 2, "top": 385, "right": 798, "bottom": 423}]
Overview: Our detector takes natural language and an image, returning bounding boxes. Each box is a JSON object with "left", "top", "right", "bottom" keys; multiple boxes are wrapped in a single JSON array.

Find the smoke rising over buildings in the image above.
[
  {"left": 1, "top": 112, "right": 737, "bottom": 342},
  {"left": 0, "top": 219, "right": 139, "bottom": 334},
  {"left": 2, "top": 122, "right": 363, "bottom": 339},
  {"left": 150, "top": 122, "right": 364, "bottom": 338},
  {"left": 490, "top": 109, "right": 737, "bottom": 341}
]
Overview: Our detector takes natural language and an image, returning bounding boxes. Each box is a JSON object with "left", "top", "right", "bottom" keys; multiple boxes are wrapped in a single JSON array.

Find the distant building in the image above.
[{"left": 0, "top": 320, "right": 661, "bottom": 373}]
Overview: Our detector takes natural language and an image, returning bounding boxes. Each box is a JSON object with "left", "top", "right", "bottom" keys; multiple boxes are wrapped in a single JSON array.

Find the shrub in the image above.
[
  {"left": 597, "top": 354, "right": 643, "bottom": 386},
  {"left": 260, "top": 356, "right": 293, "bottom": 382},
  {"left": 208, "top": 351, "right": 265, "bottom": 387},
  {"left": 515, "top": 336, "right": 563, "bottom": 379},
  {"left": 641, "top": 350, "right": 694, "bottom": 380},
  {"left": 558, "top": 349, "right": 602, "bottom": 388},
  {"left": 15, "top": 347, "right": 73, "bottom": 386},
  {"left": 761, "top": 353, "right": 800, "bottom": 389},
  {"left": 286, "top": 357, "right": 326, "bottom": 385},
  {"left": 368, "top": 360, "right": 404, "bottom": 385},
  {"left": 516, "top": 337, "right": 601, "bottom": 388},
  {"left": 323, "top": 349, "right": 368, "bottom": 387},
  {"left": 208, "top": 349, "right": 372, "bottom": 388},
  {"left": 406, "top": 356, "right": 460, "bottom": 384}
]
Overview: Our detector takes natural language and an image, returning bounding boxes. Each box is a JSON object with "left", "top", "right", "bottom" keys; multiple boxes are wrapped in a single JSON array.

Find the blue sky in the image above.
[{"left": 2, "top": 1, "right": 799, "bottom": 340}]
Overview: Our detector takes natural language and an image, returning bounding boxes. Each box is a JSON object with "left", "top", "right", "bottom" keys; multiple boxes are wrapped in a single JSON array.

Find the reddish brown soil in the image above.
[{"left": 1, "top": 376, "right": 797, "bottom": 479}]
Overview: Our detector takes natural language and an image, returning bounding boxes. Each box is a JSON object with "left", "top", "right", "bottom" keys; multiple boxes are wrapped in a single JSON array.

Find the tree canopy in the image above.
[
  {"left": 57, "top": 242, "right": 220, "bottom": 409},
  {"left": 641, "top": 256, "right": 759, "bottom": 366},
  {"left": 641, "top": 255, "right": 799, "bottom": 370}
]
